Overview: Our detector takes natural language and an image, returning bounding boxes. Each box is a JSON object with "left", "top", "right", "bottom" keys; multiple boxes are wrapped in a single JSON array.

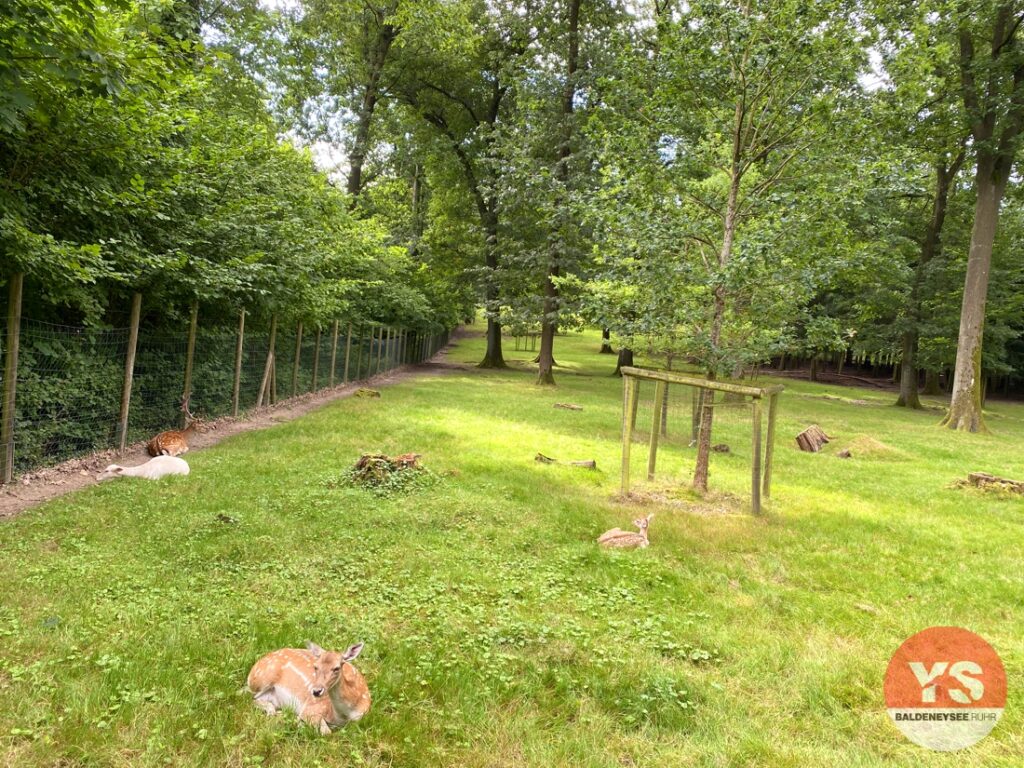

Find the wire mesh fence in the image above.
[
  {"left": 0, "top": 302, "right": 450, "bottom": 479},
  {"left": 9, "top": 320, "right": 129, "bottom": 470}
]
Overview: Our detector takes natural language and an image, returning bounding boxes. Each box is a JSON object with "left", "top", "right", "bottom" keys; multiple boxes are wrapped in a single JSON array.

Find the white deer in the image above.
[{"left": 97, "top": 455, "right": 190, "bottom": 481}]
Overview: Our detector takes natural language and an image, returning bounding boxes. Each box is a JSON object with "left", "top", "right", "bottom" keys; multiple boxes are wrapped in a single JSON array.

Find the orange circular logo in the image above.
[{"left": 885, "top": 626, "right": 1006, "bottom": 751}]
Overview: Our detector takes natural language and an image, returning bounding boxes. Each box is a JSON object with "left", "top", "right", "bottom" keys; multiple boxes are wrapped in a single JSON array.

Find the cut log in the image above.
[
  {"left": 712, "top": 443, "right": 730, "bottom": 453},
  {"left": 535, "top": 453, "right": 596, "bottom": 469},
  {"left": 796, "top": 425, "right": 830, "bottom": 453},
  {"left": 967, "top": 472, "right": 1024, "bottom": 494},
  {"left": 355, "top": 388, "right": 381, "bottom": 398}
]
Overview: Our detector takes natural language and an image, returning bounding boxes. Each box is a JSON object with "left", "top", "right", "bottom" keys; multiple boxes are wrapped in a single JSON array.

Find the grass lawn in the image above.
[{"left": 1, "top": 324, "right": 1022, "bottom": 767}]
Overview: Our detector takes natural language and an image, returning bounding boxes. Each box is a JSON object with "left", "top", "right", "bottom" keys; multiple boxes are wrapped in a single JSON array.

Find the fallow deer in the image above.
[
  {"left": 147, "top": 398, "right": 203, "bottom": 457},
  {"left": 246, "top": 641, "right": 370, "bottom": 734},
  {"left": 97, "top": 455, "right": 190, "bottom": 481},
  {"left": 598, "top": 513, "right": 653, "bottom": 549}
]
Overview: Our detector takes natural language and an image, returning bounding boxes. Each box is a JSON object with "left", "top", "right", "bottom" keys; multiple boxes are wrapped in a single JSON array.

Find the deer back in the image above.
[{"left": 247, "top": 648, "right": 319, "bottom": 708}]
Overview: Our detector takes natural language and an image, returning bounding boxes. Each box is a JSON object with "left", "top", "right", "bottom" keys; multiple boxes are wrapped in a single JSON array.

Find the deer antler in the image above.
[{"left": 181, "top": 396, "right": 195, "bottom": 421}]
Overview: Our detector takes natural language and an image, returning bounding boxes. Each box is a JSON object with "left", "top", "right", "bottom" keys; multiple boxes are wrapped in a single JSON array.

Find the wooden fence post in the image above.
[
  {"left": 181, "top": 298, "right": 199, "bottom": 424},
  {"left": 354, "top": 330, "right": 364, "bottom": 381},
  {"left": 0, "top": 273, "right": 24, "bottom": 483},
  {"left": 329, "top": 320, "right": 339, "bottom": 387},
  {"left": 647, "top": 380, "right": 666, "bottom": 480},
  {"left": 343, "top": 324, "right": 353, "bottom": 384},
  {"left": 257, "top": 314, "right": 277, "bottom": 408},
  {"left": 292, "top": 321, "right": 303, "bottom": 397},
  {"left": 621, "top": 375, "right": 639, "bottom": 495},
  {"left": 691, "top": 387, "right": 701, "bottom": 441},
  {"left": 232, "top": 309, "right": 245, "bottom": 417},
  {"left": 117, "top": 292, "right": 142, "bottom": 453},
  {"left": 375, "top": 327, "right": 383, "bottom": 375},
  {"left": 312, "top": 326, "right": 321, "bottom": 391},
  {"left": 763, "top": 392, "right": 779, "bottom": 499},
  {"left": 751, "top": 398, "right": 763, "bottom": 514}
]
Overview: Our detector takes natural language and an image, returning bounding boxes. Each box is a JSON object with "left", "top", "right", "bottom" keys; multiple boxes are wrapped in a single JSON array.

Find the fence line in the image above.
[{"left": 0, "top": 279, "right": 451, "bottom": 481}]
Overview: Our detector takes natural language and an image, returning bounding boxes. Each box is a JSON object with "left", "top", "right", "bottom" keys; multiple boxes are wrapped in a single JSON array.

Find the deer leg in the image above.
[{"left": 253, "top": 688, "right": 280, "bottom": 716}]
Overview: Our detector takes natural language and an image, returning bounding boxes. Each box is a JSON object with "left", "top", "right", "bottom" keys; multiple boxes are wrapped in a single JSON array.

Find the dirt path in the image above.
[{"left": 0, "top": 334, "right": 471, "bottom": 520}]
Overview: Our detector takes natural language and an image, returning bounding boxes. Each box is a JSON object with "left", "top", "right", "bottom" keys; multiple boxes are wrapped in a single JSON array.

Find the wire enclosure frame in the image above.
[{"left": 619, "top": 366, "right": 783, "bottom": 514}]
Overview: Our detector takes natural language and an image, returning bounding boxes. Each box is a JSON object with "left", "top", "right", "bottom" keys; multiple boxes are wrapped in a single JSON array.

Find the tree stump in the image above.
[
  {"left": 967, "top": 472, "right": 1024, "bottom": 494},
  {"left": 796, "top": 425, "right": 830, "bottom": 452}
]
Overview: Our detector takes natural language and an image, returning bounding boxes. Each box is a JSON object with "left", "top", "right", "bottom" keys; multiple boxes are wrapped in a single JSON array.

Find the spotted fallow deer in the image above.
[
  {"left": 598, "top": 513, "right": 653, "bottom": 549},
  {"left": 246, "top": 641, "right": 370, "bottom": 734},
  {"left": 147, "top": 397, "right": 203, "bottom": 457}
]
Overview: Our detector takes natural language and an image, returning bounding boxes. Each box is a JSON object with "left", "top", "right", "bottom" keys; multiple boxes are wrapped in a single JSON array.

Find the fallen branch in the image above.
[
  {"left": 554, "top": 403, "right": 583, "bottom": 411},
  {"left": 535, "top": 453, "right": 597, "bottom": 469}
]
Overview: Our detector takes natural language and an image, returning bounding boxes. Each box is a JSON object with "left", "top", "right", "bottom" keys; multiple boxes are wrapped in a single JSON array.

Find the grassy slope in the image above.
[{"left": 1, "top": 325, "right": 1021, "bottom": 767}]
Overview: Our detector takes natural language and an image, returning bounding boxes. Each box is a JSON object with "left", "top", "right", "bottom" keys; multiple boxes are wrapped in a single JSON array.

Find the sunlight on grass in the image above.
[{"left": 1, "top": 324, "right": 1022, "bottom": 766}]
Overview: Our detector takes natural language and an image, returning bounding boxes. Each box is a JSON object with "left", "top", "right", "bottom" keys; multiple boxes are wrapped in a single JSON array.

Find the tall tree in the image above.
[
  {"left": 942, "top": 1, "right": 1024, "bottom": 430},
  {"left": 535, "top": 0, "right": 581, "bottom": 385}
]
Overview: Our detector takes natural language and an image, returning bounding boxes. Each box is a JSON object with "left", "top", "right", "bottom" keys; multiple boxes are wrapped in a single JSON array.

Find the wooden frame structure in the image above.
[{"left": 620, "top": 366, "right": 783, "bottom": 514}]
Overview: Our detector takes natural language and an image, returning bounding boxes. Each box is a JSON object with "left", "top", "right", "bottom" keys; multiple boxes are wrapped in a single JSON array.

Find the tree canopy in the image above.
[{"left": 4, "top": 0, "right": 1024, "bottom": 431}]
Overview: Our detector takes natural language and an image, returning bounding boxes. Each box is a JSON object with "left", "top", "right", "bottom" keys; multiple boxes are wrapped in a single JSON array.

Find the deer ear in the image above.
[
  {"left": 306, "top": 641, "right": 324, "bottom": 658},
  {"left": 343, "top": 642, "right": 364, "bottom": 662},
  {"left": 113, "top": 466, "right": 124, "bottom": 475}
]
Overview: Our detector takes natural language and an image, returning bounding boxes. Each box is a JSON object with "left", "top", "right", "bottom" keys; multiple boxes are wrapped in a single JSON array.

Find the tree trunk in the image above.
[
  {"left": 898, "top": 152, "right": 963, "bottom": 408},
  {"left": 536, "top": 0, "right": 580, "bottom": 387},
  {"left": 942, "top": 155, "right": 1004, "bottom": 432},
  {"left": 923, "top": 369, "right": 941, "bottom": 395},
  {"left": 346, "top": 22, "right": 397, "bottom": 205},
  {"left": 693, "top": 94, "right": 742, "bottom": 492},
  {"left": 478, "top": 209, "right": 507, "bottom": 368},
  {"left": 600, "top": 328, "right": 614, "bottom": 354},
  {"left": 613, "top": 347, "right": 633, "bottom": 376},
  {"left": 896, "top": 329, "right": 923, "bottom": 408},
  {"left": 692, "top": 384, "right": 716, "bottom": 492},
  {"left": 536, "top": 318, "right": 557, "bottom": 385}
]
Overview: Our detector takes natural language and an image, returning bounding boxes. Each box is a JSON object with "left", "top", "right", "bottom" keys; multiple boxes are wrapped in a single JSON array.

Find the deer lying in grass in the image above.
[
  {"left": 97, "top": 455, "right": 190, "bottom": 481},
  {"left": 147, "top": 398, "right": 203, "bottom": 457},
  {"left": 247, "top": 641, "right": 370, "bottom": 734},
  {"left": 598, "top": 513, "right": 653, "bottom": 549}
]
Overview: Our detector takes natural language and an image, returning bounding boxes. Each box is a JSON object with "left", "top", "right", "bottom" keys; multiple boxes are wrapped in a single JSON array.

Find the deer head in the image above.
[
  {"left": 97, "top": 465, "right": 125, "bottom": 481},
  {"left": 633, "top": 513, "right": 654, "bottom": 535},
  {"left": 306, "top": 641, "right": 365, "bottom": 702}
]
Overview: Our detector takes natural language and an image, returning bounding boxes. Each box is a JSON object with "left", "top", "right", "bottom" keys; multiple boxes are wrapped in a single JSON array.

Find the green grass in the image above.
[{"left": 1, "top": 325, "right": 1022, "bottom": 767}]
